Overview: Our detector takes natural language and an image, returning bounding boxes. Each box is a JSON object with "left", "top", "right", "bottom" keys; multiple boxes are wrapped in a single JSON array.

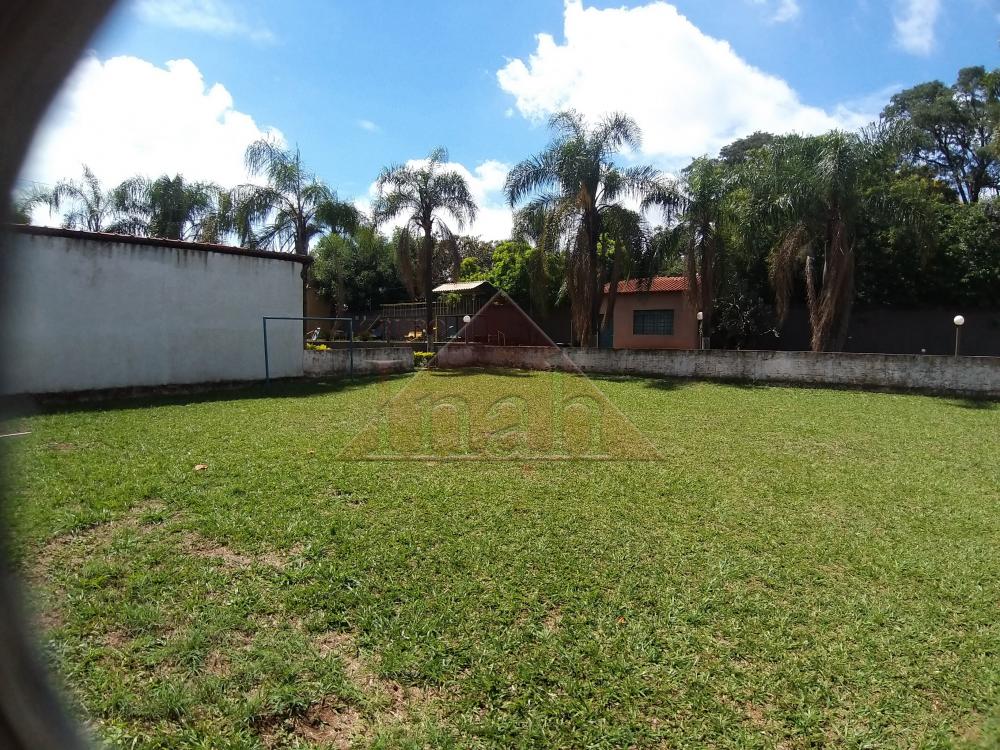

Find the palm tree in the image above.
[
  {"left": 232, "top": 139, "right": 358, "bottom": 255},
  {"left": 10, "top": 184, "right": 49, "bottom": 223},
  {"left": 371, "top": 147, "right": 478, "bottom": 349},
  {"left": 504, "top": 111, "right": 668, "bottom": 345},
  {"left": 42, "top": 165, "right": 127, "bottom": 233},
  {"left": 650, "top": 157, "right": 732, "bottom": 342},
  {"left": 114, "top": 174, "right": 224, "bottom": 242},
  {"left": 744, "top": 129, "right": 899, "bottom": 352}
]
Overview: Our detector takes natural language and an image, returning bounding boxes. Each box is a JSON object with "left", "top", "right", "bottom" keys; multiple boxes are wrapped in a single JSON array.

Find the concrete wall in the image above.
[
  {"left": 607, "top": 291, "right": 699, "bottom": 350},
  {"left": 434, "top": 344, "right": 1000, "bottom": 397},
  {"left": 303, "top": 346, "right": 413, "bottom": 377},
  {"left": 1, "top": 227, "right": 306, "bottom": 395}
]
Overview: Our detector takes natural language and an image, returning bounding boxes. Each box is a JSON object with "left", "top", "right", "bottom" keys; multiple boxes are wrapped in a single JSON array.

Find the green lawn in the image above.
[{"left": 3, "top": 371, "right": 999, "bottom": 749}]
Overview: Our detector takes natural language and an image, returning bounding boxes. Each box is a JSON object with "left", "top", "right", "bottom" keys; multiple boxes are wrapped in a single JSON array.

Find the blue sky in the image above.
[{"left": 20, "top": 0, "right": 1000, "bottom": 238}]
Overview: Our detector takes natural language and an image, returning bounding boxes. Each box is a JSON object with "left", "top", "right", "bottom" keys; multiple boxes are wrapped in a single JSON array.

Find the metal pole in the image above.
[
  {"left": 349, "top": 319, "right": 354, "bottom": 378},
  {"left": 955, "top": 326, "right": 961, "bottom": 357},
  {"left": 263, "top": 317, "right": 270, "bottom": 385}
]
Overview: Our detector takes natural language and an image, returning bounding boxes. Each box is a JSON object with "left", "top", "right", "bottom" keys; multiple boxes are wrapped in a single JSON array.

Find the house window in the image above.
[{"left": 633, "top": 309, "right": 674, "bottom": 336}]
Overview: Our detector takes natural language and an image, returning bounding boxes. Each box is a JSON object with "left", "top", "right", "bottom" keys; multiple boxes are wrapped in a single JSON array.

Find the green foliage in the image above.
[
  {"left": 719, "top": 130, "right": 777, "bottom": 165},
  {"left": 487, "top": 240, "right": 562, "bottom": 311},
  {"left": 458, "top": 257, "right": 488, "bottom": 281},
  {"left": 113, "top": 174, "right": 225, "bottom": 242},
  {"left": 932, "top": 199, "right": 1000, "bottom": 306},
  {"left": 311, "top": 226, "right": 406, "bottom": 313},
  {"left": 233, "top": 138, "right": 358, "bottom": 255},
  {"left": 882, "top": 66, "right": 999, "bottom": 203},
  {"left": 504, "top": 110, "right": 671, "bottom": 344},
  {"left": 413, "top": 350, "right": 435, "bottom": 367},
  {"left": 372, "top": 147, "right": 478, "bottom": 299}
]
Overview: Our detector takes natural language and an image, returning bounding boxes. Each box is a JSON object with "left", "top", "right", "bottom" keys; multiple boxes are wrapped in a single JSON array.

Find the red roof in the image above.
[{"left": 604, "top": 276, "right": 689, "bottom": 295}]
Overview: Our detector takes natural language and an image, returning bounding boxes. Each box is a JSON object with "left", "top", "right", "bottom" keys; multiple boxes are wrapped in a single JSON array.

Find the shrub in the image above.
[
  {"left": 413, "top": 351, "right": 435, "bottom": 368},
  {"left": 306, "top": 343, "right": 330, "bottom": 351}
]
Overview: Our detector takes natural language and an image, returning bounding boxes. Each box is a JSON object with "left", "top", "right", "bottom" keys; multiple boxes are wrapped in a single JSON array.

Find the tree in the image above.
[
  {"left": 10, "top": 185, "right": 48, "bottom": 223},
  {"left": 652, "top": 157, "right": 731, "bottom": 340},
  {"left": 41, "top": 165, "right": 129, "bottom": 232},
  {"left": 455, "top": 236, "right": 497, "bottom": 270},
  {"left": 371, "top": 147, "right": 478, "bottom": 349},
  {"left": 882, "top": 66, "right": 1000, "bottom": 203},
  {"left": 233, "top": 139, "right": 358, "bottom": 255},
  {"left": 458, "top": 257, "right": 489, "bottom": 281},
  {"left": 311, "top": 225, "right": 407, "bottom": 314},
  {"left": 488, "top": 240, "right": 563, "bottom": 312},
  {"left": 719, "top": 131, "right": 777, "bottom": 166},
  {"left": 114, "top": 174, "right": 225, "bottom": 242},
  {"left": 504, "top": 110, "right": 667, "bottom": 345},
  {"left": 743, "top": 129, "right": 903, "bottom": 352}
]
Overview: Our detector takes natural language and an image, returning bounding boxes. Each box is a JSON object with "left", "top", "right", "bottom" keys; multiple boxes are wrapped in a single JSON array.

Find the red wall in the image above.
[{"left": 463, "top": 298, "right": 553, "bottom": 346}]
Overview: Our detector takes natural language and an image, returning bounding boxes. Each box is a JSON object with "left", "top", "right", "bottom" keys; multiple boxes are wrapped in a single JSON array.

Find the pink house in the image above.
[{"left": 601, "top": 276, "right": 699, "bottom": 350}]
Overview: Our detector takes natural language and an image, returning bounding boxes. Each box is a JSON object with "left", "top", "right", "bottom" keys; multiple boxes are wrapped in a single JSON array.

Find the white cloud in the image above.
[
  {"left": 497, "top": 0, "right": 871, "bottom": 166},
  {"left": 133, "top": 0, "right": 275, "bottom": 43},
  {"left": 357, "top": 119, "right": 381, "bottom": 133},
  {"left": 20, "top": 54, "right": 282, "bottom": 201},
  {"left": 358, "top": 158, "right": 512, "bottom": 241},
  {"left": 893, "top": 0, "right": 941, "bottom": 55},
  {"left": 748, "top": 0, "right": 801, "bottom": 23}
]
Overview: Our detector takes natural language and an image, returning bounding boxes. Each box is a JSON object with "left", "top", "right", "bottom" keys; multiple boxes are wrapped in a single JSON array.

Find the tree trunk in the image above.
[
  {"left": 585, "top": 215, "right": 601, "bottom": 347},
  {"left": 699, "top": 232, "right": 716, "bottom": 344},
  {"left": 422, "top": 231, "right": 434, "bottom": 352},
  {"left": 806, "top": 218, "right": 855, "bottom": 352}
]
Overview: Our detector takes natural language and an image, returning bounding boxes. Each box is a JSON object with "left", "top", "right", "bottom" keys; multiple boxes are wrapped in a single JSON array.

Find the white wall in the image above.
[
  {"left": 1, "top": 228, "right": 305, "bottom": 395},
  {"left": 434, "top": 344, "right": 1000, "bottom": 398},
  {"left": 303, "top": 346, "right": 414, "bottom": 377}
]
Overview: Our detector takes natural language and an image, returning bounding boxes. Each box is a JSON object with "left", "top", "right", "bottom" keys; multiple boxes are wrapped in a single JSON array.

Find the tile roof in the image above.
[{"left": 604, "top": 276, "right": 689, "bottom": 295}]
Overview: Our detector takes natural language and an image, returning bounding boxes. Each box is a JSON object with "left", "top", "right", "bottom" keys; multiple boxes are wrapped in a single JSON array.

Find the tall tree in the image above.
[
  {"left": 10, "top": 185, "right": 48, "bottom": 223},
  {"left": 504, "top": 111, "right": 667, "bottom": 345},
  {"left": 41, "top": 165, "right": 129, "bottom": 233},
  {"left": 744, "top": 129, "right": 902, "bottom": 352},
  {"left": 311, "top": 225, "right": 407, "bottom": 314},
  {"left": 114, "top": 174, "right": 224, "bottom": 242},
  {"left": 233, "top": 139, "right": 358, "bottom": 255},
  {"left": 371, "top": 147, "right": 478, "bottom": 349},
  {"left": 649, "top": 157, "right": 730, "bottom": 341},
  {"left": 882, "top": 66, "right": 1000, "bottom": 203}
]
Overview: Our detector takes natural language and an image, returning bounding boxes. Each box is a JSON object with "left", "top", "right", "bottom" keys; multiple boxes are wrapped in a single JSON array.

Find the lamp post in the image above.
[
  {"left": 696, "top": 311, "right": 704, "bottom": 350},
  {"left": 463, "top": 314, "right": 472, "bottom": 345},
  {"left": 953, "top": 315, "right": 965, "bottom": 357}
]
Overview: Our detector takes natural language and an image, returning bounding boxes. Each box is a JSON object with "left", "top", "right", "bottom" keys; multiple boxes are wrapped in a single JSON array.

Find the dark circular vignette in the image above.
[{"left": 0, "top": 4, "right": 119, "bottom": 748}]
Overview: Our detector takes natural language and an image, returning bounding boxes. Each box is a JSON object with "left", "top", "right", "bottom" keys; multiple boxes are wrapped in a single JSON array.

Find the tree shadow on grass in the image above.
[
  {"left": 946, "top": 398, "right": 998, "bottom": 411},
  {"left": 0, "top": 374, "right": 414, "bottom": 419}
]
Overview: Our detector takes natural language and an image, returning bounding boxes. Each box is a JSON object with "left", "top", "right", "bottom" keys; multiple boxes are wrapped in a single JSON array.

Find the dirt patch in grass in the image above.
[
  {"left": 179, "top": 533, "right": 256, "bottom": 568},
  {"left": 542, "top": 608, "right": 563, "bottom": 634},
  {"left": 284, "top": 629, "right": 443, "bottom": 745},
  {"left": 744, "top": 702, "right": 768, "bottom": 729},
  {"left": 258, "top": 697, "right": 362, "bottom": 750},
  {"left": 179, "top": 531, "right": 298, "bottom": 570},
  {"left": 103, "top": 629, "right": 130, "bottom": 650},
  {"left": 292, "top": 702, "right": 362, "bottom": 749}
]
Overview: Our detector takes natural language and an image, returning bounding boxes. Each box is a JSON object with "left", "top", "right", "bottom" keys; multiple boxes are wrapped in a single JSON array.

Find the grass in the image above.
[{"left": 2, "top": 370, "right": 999, "bottom": 749}]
